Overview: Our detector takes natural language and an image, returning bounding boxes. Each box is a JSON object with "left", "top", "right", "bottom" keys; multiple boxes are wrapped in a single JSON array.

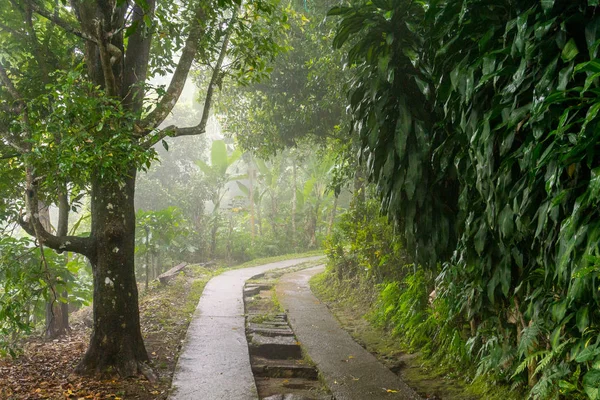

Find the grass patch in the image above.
[
  {"left": 229, "top": 250, "right": 324, "bottom": 271},
  {"left": 310, "top": 268, "right": 519, "bottom": 400}
]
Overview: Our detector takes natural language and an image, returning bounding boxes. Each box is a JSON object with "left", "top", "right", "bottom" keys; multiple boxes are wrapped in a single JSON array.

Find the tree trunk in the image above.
[
  {"left": 76, "top": 170, "right": 150, "bottom": 377},
  {"left": 327, "top": 195, "right": 338, "bottom": 237},
  {"left": 270, "top": 193, "right": 278, "bottom": 238},
  {"left": 144, "top": 227, "right": 150, "bottom": 290},
  {"left": 210, "top": 212, "right": 219, "bottom": 258},
  {"left": 57, "top": 192, "right": 70, "bottom": 334},
  {"left": 354, "top": 166, "right": 365, "bottom": 205},
  {"left": 256, "top": 199, "right": 263, "bottom": 237},
  {"left": 39, "top": 201, "right": 69, "bottom": 339},
  {"left": 249, "top": 166, "right": 255, "bottom": 239}
]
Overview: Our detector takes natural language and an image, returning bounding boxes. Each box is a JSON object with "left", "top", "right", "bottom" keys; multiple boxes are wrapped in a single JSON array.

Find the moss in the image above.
[{"left": 310, "top": 269, "right": 521, "bottom": 400}]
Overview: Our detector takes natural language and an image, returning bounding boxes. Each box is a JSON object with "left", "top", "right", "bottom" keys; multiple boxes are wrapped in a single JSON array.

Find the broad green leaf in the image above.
[
  {"left": 577, "top": 306, "right": 590, "bottom": 333},
  {"left": 236, "top": 181, "right": 250, "bottom": 196},
  {"left": 195, "top": 159, "right": 212, "bottom": 175},
  {"left": 583, "top": 369, "right": 600, "bottom": 399},
  {"left": 210, "top": 140, "right": 229, "bottom": 173},
  {"left": 575, "top": 344, "right": 600, "bottom": 362},
  {"left": 541, "top": 0, "right": 554, "bottom": 13},
  {"left": 562, "top": 38, "right": 579, "bottom": 62}
]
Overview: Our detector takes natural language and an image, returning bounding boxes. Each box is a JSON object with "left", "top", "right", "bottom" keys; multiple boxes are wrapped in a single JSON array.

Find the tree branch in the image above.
[
  {"left": 0, "top": 152, "right": 20, "bottom": 160},
  {"left": 28, "top": 0, "right": 97, "bottom": 43},
  {"left": 0, "top": 63, "right": 22, "bottom": 100},
  {"left": 0, "top": 21, "right": 26, "bottom": 39},
  {"left": 95, "top": 20, "right": 119, "bottom": 96},
  {"left": 122, "top": 0, "right": 155, "bottom": 113},
  {"left": 20, "top": 169, "right": 94, "bottom": 257},
  {"left": 141, "top": 10, "right": 236, "bottom": 148},
  {"left": 139, "top": 4, "right": 207, "bottom": 130},
  {"left": 0, "top": 63, "right": 31, "bottom": 152},
  {"left": 19, "top": 215, "right": 94, "bottom": 256}
]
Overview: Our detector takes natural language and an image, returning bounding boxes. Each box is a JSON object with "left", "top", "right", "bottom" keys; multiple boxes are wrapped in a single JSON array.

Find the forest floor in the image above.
[
  {"left": 310, "top": 271, "right": 521, "bottom": 400},
  {"left": 0, "top": 251, "right": 322, "bottom": 400}
]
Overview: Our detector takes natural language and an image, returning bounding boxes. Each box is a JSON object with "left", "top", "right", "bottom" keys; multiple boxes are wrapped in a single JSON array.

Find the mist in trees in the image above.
[{"left": 2, "top": 0, "right": 598, "bottom": 399}]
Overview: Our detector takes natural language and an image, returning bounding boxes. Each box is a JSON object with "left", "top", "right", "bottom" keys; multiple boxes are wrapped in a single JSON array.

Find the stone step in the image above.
[
  {"left": 263, "top": 394, "right": 332, "bottom": 400},
  {"left": 244, "top": 283, "right": 274, "bottom": 297},
  {"left": 251, "top": 357, "right": 318, "bottom": 379},
  {"left": 252, "top": 320, "right": 289, "bottom": 328},
  {"left": 256, "top": 378, "right": 330, "bottom": 400},
  {"left": 249, "top": 324, "right": 295, "bottom": 337},
  {"left": 249, "top": 334, "right": 302, "bottom": 359}
]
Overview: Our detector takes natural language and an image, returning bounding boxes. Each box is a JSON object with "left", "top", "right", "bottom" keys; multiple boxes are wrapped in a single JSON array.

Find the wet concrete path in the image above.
[
  {"left": 276, "top": 265, "right": 421, "bottom": 400},
  {"left": 169, "top": 257, "right": 323, "bottom": 400}
]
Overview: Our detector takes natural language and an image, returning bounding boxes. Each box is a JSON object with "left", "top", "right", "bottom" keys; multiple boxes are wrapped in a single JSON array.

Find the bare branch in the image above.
[
  {"left": 123, "top": 0, "right": 156, "bottom": 113},
  {"left": 140, "top": 4, "right": 207, "bottom": 130},
  {"left": 20, "top": 169, "right": 94, "bottom": 257},
  {"left": 19, "top": 215, "right": 94, "bottom": 256},
  {"left": 28, "top": 0, "right": 97, "bottom": 43},
  {"left": 95, "top": 21, "right": 119, "bottom": 96},
  {"left": 141, "top": 11, "right": 237, "bottom": 148}
]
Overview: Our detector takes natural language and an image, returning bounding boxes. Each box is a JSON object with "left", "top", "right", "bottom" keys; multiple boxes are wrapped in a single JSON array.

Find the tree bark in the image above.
[
  {"left": 39, "top": 201, "right": 69, "bottom": 339},
  {"left": 144, "top": 226, "right": 150, "bottom": 290},
  {"left": 327, "top": 195, "right": 338, "bottom": 237},
  {"left": 58, "top": 191, "right": 71, "bottom": 334},
  {"left": 249, "top": 166, "right": 255, "bottom": 239},
  {"left": 75, "top": 170, "right": 150, "bottom": 377},
  {"left": 210, "top": 212, "right": 219, "bottom": 258}
]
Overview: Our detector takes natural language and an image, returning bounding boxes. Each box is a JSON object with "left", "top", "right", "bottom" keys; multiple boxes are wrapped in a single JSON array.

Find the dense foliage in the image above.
[{"left": 331, "top": 0, "right": 600, "bottom": 397}]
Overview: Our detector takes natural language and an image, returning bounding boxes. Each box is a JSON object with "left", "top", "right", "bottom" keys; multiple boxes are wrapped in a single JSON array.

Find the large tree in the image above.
[{"left": 0, "top": 0, "right": 282, "bottom": 377}]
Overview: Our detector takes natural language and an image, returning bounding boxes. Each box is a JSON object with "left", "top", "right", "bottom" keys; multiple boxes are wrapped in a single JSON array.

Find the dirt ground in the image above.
[{"left": 0, "top": 265, "right": 213, "bottom": 400}]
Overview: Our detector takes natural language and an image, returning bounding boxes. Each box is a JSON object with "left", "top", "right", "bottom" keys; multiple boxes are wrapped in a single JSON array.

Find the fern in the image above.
[
  {"left": 533, "top": 339, "right": 573, "bottom": 377},
  {"left": 518, "top": 322, "right": 541, "bottom": 357},
  {"left": 512, "top": 350, "right": 548, "bottom": 379}
]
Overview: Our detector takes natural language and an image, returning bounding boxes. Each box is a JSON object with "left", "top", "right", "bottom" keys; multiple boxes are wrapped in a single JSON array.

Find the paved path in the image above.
[
  {"left": 277, "top": 265, "right": 421, "bottom": 400},
  {"left": 169, "top": 256, "right": 323, "bottom": 400}
]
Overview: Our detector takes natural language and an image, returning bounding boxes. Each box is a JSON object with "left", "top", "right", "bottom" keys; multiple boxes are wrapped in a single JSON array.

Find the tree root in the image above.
[{"left": 138, "top": 361, "right": 157, "bottom": 383}]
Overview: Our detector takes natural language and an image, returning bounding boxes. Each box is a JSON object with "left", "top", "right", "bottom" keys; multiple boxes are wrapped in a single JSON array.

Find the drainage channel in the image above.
[{"left": 244, "top": 271, "right": 333, "bottom": 400}]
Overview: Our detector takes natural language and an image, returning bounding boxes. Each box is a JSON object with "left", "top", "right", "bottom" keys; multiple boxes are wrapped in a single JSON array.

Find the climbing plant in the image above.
[{"left": 331, "top": 0, "right": 600, "bottom": 397}]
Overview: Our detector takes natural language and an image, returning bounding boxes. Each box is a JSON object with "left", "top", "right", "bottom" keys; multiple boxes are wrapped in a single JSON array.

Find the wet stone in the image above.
[
  {"left": 263, "top": 395, "right": 332, "bottom": 400},
  {"left": 251, "top": 357, "right": 318, "bottom": 379},
  {"left": 256, "top": 378, "right": 330, "bottom": 400},
  {"left": 244, "top": 284, "right": 272, "bottom": 297},
  {"left": 248, "top": 325, "right": 295, "bottom": 337},
  {"left": 249, "top": 333, "right": 302, "bottom": 359}
]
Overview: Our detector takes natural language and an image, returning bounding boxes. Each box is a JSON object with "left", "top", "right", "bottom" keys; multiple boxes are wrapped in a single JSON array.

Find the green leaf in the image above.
[
  {"left": 194, "top": 159, "right": 212, "bottom": 175},
  {"left": 562, "top": 38, "right": 579, "bottom": 62},
  {"left": 327, "top": 6, "right": 351, "bottom": 16},
  {"left": 161, "top": 140, "right": 169, "bottom": 151},
  {"left": 236, "top": 181, "right": 250, "bottom": 196},
  {"left": 474, "top": 222, "right": 487, "bottom": 255},
  {"left": 583, "top": 369, "right": 600, "bottom": 399},
  {"left": 210, "top": 140, "right": 229, "bottom": 173},
  {"left": 577, "top": 306, "right": 590, "bottom": 333},
  {"left": 541, "top": 0, "right": 555, "bottom": 13},
  {"left": 551, "top": 299, "right": 567, "bottom": 322},
  {"left": 499, "top": 205, "right": 514, "bottom": 238},
  {"left": 575, "top": 344, "right": 600, "bottom": 363}
]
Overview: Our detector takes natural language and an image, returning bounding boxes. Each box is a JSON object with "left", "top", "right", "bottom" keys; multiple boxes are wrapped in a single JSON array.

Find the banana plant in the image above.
[
  {"left": 195, "top": 140, "right": 242, "bottom": 257},
  {"left": 296, "top": 152, "right": 336, "bottom": 248}
]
